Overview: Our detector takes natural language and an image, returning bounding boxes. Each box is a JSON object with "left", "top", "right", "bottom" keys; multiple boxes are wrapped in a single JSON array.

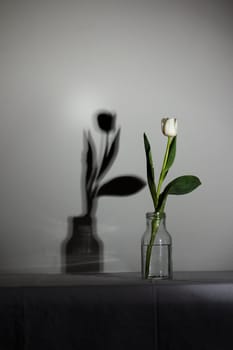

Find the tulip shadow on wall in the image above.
[{"left": 62, "top": 111, "right": 146, "bottom": 274}]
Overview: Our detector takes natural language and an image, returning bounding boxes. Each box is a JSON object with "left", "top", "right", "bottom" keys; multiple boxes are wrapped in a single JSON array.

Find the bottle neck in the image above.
[{"left": 146, "top": 212, "right": 166, "bottom": 230}]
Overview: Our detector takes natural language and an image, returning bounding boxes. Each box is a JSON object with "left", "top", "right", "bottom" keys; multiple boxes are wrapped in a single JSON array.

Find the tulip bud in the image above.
[{"left": 161, "top": 118, "right": 178, "bottom": 137}]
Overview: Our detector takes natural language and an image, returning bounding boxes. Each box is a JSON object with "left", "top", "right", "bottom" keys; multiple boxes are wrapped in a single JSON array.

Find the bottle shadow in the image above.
[{"left": 61, "top": 215, "right": 103, "bottom": 274}]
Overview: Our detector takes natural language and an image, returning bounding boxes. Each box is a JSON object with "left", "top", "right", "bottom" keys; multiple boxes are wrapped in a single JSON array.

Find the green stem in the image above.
[
  {"left": 156, "top": 136, "right": 172, "bottom": 204},
  {"left": 145, "top": 215, "right": 161, "bottom": 279}
]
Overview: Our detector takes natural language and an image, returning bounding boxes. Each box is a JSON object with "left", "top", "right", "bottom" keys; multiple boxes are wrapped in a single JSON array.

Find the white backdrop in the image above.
[{"left": 0, "top": 0, "right": 233, "bottom": 273}]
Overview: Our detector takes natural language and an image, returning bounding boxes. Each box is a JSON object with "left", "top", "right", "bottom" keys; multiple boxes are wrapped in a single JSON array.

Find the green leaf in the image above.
[
  {"left": 143, "top": 133, "right": 157, "bottom": 209},
  {"left": 165, "top": 175, "right": 201, "bottom": 195},
  {"left": 97, "top": 176, "right": 146, "bottom": 196},
  {"left": 158, "top": 175, "right": 201, "bottom": 212},
  {"left": 164, "top": 136, "right": 176, "bottom": 175},
  {"left": 159, "top": 136, "right": 177, "bottom": 186}
]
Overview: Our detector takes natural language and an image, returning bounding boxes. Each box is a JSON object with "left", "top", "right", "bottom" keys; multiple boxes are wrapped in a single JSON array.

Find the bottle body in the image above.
[{"left": 141, "top": 212, "right": 172, "bottom": 279}]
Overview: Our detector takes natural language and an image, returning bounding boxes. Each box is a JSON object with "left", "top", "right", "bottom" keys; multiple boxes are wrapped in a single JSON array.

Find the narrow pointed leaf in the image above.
[
  {"left": 159, "top": 136, "right": 177, "bottom": 186},
  {"left": 164, "top": 136, "right": 176, "bottom": 174},
  {"left": 97, "top": 128, "right": 120, "bottom": 180},
  {"left": 97, "top": 176, "right": 146, "bottom": 196},
  {"left": 144, "top": 133, "right": 157, "bottom": 208}
]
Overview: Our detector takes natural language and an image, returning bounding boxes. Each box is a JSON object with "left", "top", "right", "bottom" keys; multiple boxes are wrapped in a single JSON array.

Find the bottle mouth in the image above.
[{"left": 146, "top": 212, "right": 165, "bottom": 219}]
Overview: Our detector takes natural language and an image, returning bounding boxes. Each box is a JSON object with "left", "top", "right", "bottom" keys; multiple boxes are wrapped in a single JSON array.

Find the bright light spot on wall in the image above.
[{"left": 63, "top": 88, "right": 114, "bottom": 128}]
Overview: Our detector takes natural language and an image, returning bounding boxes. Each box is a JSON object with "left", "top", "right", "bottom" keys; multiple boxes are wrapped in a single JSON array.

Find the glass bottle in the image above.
[{"left": 141, "top": 212, "right": 172, "bottom": 279}]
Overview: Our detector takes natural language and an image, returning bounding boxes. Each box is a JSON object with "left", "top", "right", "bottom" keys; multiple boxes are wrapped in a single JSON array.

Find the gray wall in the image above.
[{"left": 0, "top": 0, "right": 233, "bottom": 273}]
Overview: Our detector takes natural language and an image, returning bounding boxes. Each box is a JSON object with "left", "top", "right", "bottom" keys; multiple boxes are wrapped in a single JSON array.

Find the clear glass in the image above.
[{"left": 141, "top": 212, "right": 172, "bottom": 279}]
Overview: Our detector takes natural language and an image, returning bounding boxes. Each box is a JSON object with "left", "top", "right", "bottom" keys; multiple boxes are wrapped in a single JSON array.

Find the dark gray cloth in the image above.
[
  {"left": 0, "top": 272, "right": 233, "bottom": 350},
  {"left": 157, "top": 282, "right": 233, "bottom": 350}
]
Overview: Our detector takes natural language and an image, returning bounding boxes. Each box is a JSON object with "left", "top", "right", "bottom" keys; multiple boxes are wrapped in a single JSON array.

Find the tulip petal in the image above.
[{"left": 161, "top": 118, "right": 178, "bottom": 137}]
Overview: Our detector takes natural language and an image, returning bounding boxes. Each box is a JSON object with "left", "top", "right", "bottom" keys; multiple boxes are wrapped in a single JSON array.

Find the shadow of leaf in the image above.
[
  {"left": 97, "top": 176, "right": 146, "bottom": 196},
  {"left": 85, "top": 131, "right": 97, "bottom": 191},
  {"left": 97, "top": 128, "right": 121, "bottom": 180}
]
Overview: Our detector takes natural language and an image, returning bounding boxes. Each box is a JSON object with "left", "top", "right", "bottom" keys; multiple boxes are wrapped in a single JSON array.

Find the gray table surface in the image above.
[{"left": 0, "top": 270, "right": 233, "bottom": 287}]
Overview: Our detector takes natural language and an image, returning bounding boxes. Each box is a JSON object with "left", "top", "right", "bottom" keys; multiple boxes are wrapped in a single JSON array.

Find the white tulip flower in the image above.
[{"left": 161, "top": 118, "right": 178, "bottom": 137}]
